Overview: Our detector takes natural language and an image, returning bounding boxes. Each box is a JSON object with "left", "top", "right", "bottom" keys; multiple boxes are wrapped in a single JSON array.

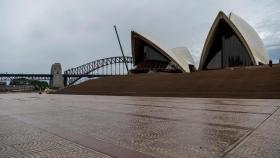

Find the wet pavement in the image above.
[{"left": 0, "top": 93, "right": 279, "bottom": 158}]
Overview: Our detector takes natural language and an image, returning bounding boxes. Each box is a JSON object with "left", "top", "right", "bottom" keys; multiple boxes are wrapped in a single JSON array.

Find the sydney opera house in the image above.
[
  {"left": 200, "top": 11, "right": 269, "bottom": 70},
  {"left": 130, "top": 11, "right": 269, "bottom": 73},
  {"left": 60, "top": 11, "right": 280, "bottom": 99}
]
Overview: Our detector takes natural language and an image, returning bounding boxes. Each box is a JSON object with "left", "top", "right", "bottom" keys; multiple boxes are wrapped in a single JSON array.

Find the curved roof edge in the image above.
[
  {"left": 199, "top": 11, "right": 269, "bottom": 70},
  {"left": 229, "top": 13, "right": 269, "bottom": 64},
  {"left": 131, "top": 31, "right": 194, "bottom": 72},
  {"left": 171, "top": 47, "right": 196, "bottom": 68}
]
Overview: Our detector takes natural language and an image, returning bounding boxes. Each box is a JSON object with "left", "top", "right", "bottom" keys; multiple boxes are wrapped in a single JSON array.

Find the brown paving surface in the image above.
[
  {"left": 59, "top": 65, "right": 280, "bottom": 99},
  {"left": 0, "top": 93, "right": 279, "bottom": 158}
]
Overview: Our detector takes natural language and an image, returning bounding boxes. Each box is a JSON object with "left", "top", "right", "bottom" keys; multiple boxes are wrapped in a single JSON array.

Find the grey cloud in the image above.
[{"left": 0, "top": 0, "right": 279, "bottom": 73}]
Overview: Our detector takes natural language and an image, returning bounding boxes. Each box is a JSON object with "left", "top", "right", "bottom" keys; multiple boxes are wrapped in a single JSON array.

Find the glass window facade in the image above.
[
  {"left": 203, "top": 20, "right": 253, "bottom": 70},
  {"left": 134, "top": 37, "right": 170, "bottom": 65}
]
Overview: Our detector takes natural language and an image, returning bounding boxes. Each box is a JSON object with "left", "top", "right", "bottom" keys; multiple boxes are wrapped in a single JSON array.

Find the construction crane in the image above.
[{"left": 114, "top": 25, "right": 129, "bottom": 74}]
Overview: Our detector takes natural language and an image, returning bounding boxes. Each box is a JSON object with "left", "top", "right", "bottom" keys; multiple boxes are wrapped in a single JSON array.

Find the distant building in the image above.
[
  {"left": 10, "top": 78, "right": 30, "bottom": 85},
  {"left": 0, "top": 81, "right": 35, "bottom": 92},
  {"left": 199, "top": 11, "right": 269, "bottom": 70},
  {"left": 0, "top": 82, "right": 7, "bottom": 92},
  {"left": 131, "top": 31, "right": 196, "bottom": 73},
  {"left": 6, "top": 85, "right": 35, "bottom": 92}
]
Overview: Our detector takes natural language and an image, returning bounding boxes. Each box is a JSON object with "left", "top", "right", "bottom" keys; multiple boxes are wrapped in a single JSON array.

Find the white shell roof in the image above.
[
  {"left": 132, "top": 31, "right": 195, "bottom": 73},
  {"left": 229, "top": 13, "right": 269, "bottom": 64},
  {"left": 171, "top": 47, "right": 196, "bottom": 67},
  {"left": 199, "top": 11, "right": 269, "bottom": 69}
]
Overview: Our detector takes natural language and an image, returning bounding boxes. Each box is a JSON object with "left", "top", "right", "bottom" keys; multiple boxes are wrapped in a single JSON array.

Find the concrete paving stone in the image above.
[
  {"left": 0, "top": 93, "right": 279, "bottom": 158},
  {"left": 0, "top": 116, "right": 112, "bottom": 158},
  {"left": 225, "top": 107, "right": 280, "bottom": 158}
]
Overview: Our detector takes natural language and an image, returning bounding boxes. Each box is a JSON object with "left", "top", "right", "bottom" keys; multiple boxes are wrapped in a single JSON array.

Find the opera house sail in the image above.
[
  {"left": 199, "top": 11, "right": 269, "bottom": 70},
  {"left": 131, "top": 31, "right": 196, "bottom": 73}
]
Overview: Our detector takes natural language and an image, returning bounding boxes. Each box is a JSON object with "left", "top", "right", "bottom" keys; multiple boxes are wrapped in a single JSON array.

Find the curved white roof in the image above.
[
  {"left": 132, "top": 31, "right": 195, "bottom": 72},
  {"left": 229, "top": 13, "right": 269, "bottom": 64},
  {"left": 199, "top": 11, "right": 269, "bottom": 69},
  {"left": 171, "top": 47, "right": 196, "bottom": 67}
]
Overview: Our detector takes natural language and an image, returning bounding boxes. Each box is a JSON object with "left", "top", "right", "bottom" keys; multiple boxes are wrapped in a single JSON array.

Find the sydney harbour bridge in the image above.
[
  {"left": 0, "top": 26, "right": 134, "bottom": 88},
  {"left": 0, "top": 56, "right": 133, "bottom": 87}
]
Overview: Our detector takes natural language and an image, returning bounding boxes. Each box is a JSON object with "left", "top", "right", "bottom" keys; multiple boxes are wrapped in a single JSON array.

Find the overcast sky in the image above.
[{"left": 0, "top": 0, "right": 279, "bottom": 73}]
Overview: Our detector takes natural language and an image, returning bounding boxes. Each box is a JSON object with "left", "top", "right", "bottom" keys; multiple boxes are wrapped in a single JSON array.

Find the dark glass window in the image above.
[
  {"left": 143, "top": 46, "right": 169, "bottom": 62},
  {"left": 203, "top": 20, "right": 253, "bottom": 70},
  {"left": 134, "top": 37, "right": 170, "bottom": 65}
]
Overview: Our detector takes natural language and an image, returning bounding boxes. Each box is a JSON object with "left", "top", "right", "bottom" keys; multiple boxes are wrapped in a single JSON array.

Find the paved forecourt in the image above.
[{"left": 0, "top": 93, "right": 279, "bottom": 158}]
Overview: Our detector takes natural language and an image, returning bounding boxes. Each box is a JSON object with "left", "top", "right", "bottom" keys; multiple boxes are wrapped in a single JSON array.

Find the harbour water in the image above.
[{"left": 0, "top": 93, "right": 279, "bottom": 158}]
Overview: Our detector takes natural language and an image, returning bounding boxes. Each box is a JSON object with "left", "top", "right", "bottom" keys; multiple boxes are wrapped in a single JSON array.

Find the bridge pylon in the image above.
[{"left": 50, "top": 63, "right": 64, "bottom": 89}]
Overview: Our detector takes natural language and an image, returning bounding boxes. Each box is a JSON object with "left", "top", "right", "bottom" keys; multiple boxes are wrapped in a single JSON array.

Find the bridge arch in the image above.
[{"left": 64, "top": 56, "right": 133, "bottom": 86}]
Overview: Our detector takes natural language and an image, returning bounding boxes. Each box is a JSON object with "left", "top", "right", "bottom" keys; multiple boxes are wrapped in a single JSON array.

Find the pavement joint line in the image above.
[
  {"left": 203, "top": 102, "right": 280, "bottom": 107},
  {"left": 124, "top": 103, "right": 272, "bottom": 115},
  {"left": 120, "top": 98, "right": 280, "bottom": 103},
  {"left": 100, "top": 99, "right": 280, "bottom": 107},
  {"left": 80, "top": 99, "right": 276, "bottom": 114},
  {"left": 220, "top": 105, "right": 280, "bottom": 158}
]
